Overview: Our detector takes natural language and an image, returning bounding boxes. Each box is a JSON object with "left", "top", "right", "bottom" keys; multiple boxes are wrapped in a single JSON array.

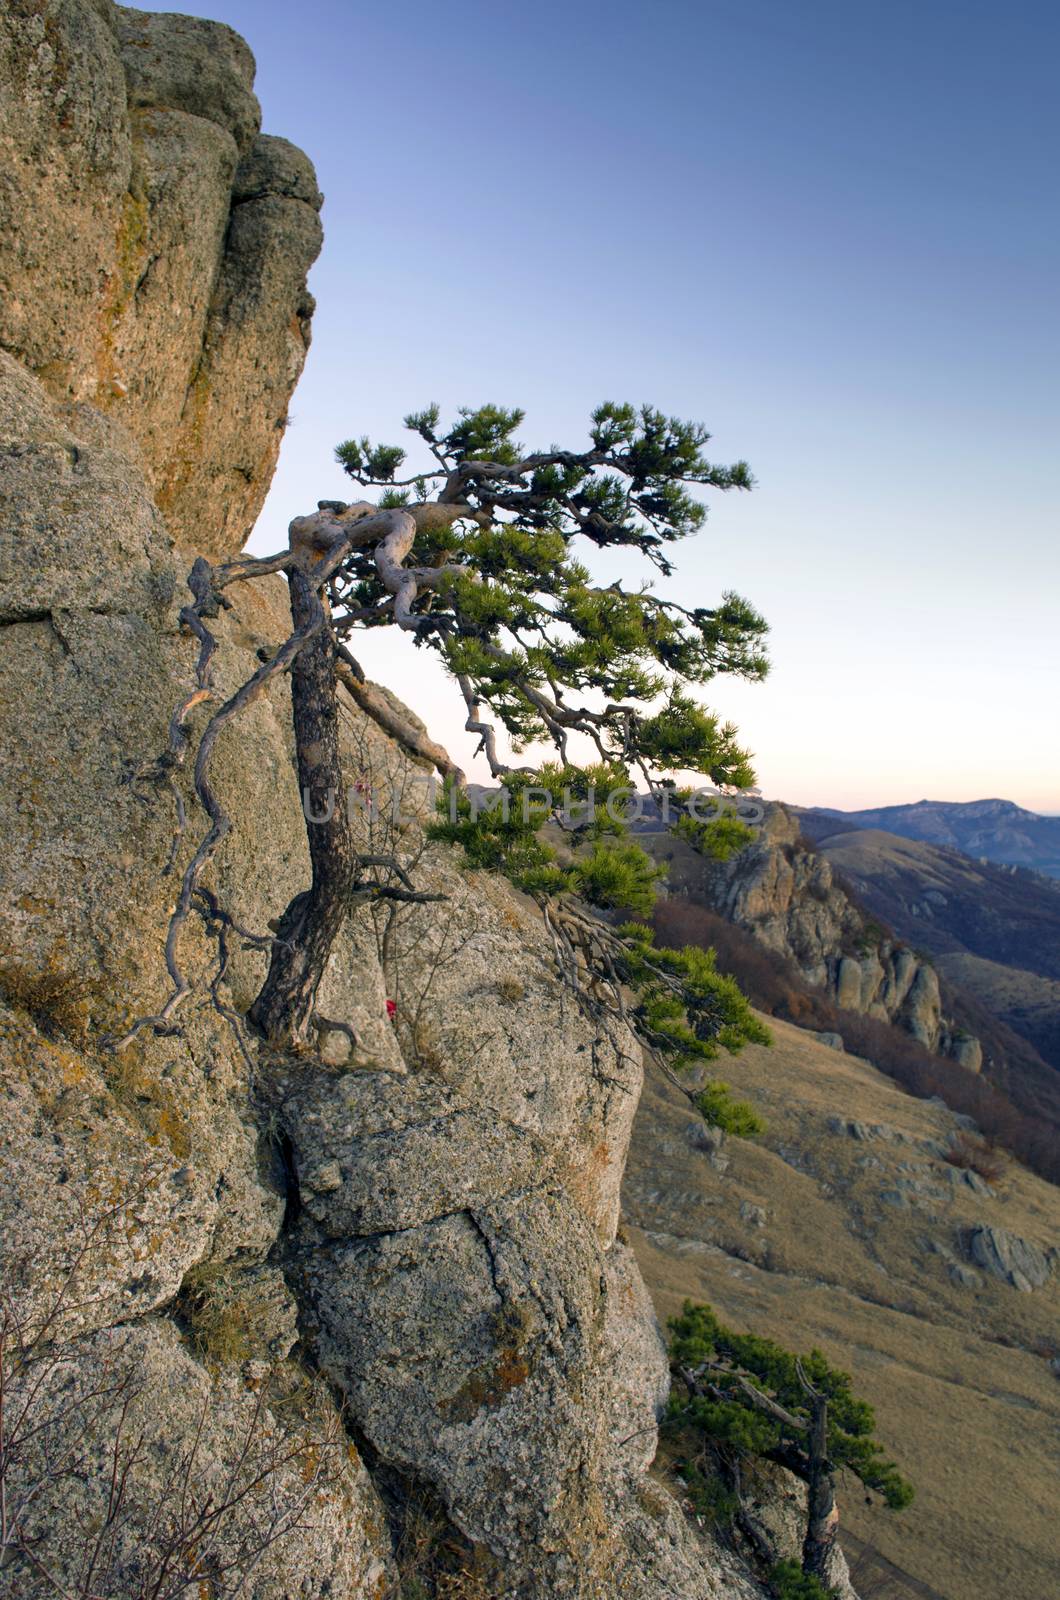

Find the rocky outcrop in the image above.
[
  {"left": 964, "top": 1224, "right": 1054, "bottom": 1292},
  {"left": 668, "top": 802, "right": 980, "bottom": 1067},
  {"left": 0, "top": 10, "right": 776, "bottom": 1594},
  {"left": 0, "top": 0, "right": 321, "bottom": 559}
]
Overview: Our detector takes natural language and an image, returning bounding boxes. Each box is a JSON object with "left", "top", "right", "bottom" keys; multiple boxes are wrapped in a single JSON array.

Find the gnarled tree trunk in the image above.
[
  {"left": 801, "top": 1386, "right": 839, "bottom": 1581},
  {"left": 248, "top": 565, "right": 357, "bottom": 1046}
]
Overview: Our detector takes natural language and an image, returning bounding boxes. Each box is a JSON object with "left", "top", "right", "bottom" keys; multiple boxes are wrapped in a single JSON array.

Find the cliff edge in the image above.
[{"left": 0, "top": 7, "right": 778, "bottom": 1596}]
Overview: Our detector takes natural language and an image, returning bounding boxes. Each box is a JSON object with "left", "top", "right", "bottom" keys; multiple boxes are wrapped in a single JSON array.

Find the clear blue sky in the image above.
[{"left": 208, "top": 0, "right": 1059, "bottom": 811}]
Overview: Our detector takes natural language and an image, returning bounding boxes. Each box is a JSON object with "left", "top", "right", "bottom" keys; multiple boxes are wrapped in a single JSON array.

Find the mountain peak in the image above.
[{"left": 798, "top": 798, "right": 1060, "bottom": 879}]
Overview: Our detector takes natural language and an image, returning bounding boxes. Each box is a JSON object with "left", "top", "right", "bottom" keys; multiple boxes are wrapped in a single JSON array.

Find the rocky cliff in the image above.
[
  {"left": 0, "top": 8, "right": 785, "bottom": 1597},
  {"left": 806, "top": 824, "right": 1060, "bottom": 1084},
  {"left": 652, "top": 804, "right": 983, "bottom": 1072},
  {"left": 1, "top": 0, "right": 322, "bottom": 559}
]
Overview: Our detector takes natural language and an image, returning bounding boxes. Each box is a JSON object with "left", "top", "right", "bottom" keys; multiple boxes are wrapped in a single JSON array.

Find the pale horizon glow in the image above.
[{"left": 204, "top": 0, "right": 1059, "bottom": 813}]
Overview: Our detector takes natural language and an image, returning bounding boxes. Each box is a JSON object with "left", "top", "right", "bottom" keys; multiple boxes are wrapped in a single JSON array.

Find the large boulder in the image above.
[
  {"left": 965, "top": 1224, "right": 1053, "bottom": 1291},
  {"left": 0, "top": 997, "right": 282, "bottom": 1339}
]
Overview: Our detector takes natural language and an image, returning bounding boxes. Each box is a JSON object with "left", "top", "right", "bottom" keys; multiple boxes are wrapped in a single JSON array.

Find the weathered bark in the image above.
[
  {"left": 801, "top": 1385, "right": 839, "bottom": 1582},
  {"left": 248, "top": 566, "right": 358, "bottom": 1047}
]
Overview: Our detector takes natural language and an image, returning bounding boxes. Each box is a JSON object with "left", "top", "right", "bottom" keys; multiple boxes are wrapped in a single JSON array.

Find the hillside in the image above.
[
  {"left": 808, "top": 826, "right": 1060, "bottom": 1078},
  {"left": 803, "top": 826, "right": 1060, "bottom": 981},
  {"left": 624, "top": 1019, "right": 1060, "bottom": 1600},
  {"left": 804, "top": 799, "right": 1060, "bottom": 879},
  {"left": 643, "top": 805, "right": 983, "bottom": 1069},
  {"left": 938, "top": 952, "right": 1060, "bottom": 1081},
  {"left": 647, "top": 802, "right": 1060, "bottom": 1152}
]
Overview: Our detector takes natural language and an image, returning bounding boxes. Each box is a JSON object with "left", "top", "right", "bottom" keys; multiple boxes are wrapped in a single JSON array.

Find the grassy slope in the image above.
[
  {"left": 816, "top": 829, "right": 1060, "bottom": 982},
  {"left": 623, "top": 1018, "right": 1060, "bottom": 1600}
]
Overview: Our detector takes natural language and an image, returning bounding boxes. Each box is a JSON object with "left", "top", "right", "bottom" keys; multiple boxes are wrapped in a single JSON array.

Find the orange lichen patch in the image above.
[
  {"left": 100, "top": 1046, "right": 193, "bottom": 1163},
  {"left": 156, "top": 356, "right": 215, "bottom": 516},
  {"left": 493, "top": 1342, "right": 531, "bottom": 1392},
  {"left": 0, "top": 941, "right": 93, "bottom": 1040},
  {"left": 588, "top": 1137, "right": 611, "bottom": 1173},
  {"left": 438, "top": 1302, "right": 535, "bottom": 1423},
  {"left": 146, "top": 1101, "right": 193, "bottom": 1162},
  {"left": 557, "top": 1137, "right": 614, "bottom": 1236}
]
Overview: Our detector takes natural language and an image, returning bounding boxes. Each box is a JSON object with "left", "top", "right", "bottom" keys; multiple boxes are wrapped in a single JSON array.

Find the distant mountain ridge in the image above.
[{"left": 803, "top": 798, "right": 1060, "bottom": 879}]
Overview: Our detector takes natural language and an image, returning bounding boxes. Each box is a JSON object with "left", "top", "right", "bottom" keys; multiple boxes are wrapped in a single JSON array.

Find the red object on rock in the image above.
[{"left": 386, "top": 999, "right": 397, "bottom": 1019}]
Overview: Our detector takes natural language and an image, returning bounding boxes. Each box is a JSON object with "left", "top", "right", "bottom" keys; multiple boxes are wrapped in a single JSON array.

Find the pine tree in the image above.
[
  {"left": 124, "top": 402, "right": 769, "bottom": 1056},
  {"left": 667, "top": 1302, "right": 913, "bottom": 1585}
]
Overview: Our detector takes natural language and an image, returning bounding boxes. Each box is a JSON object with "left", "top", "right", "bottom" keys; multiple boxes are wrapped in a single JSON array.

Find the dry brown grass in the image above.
[
  {"left": 625, "top": 1020, "right": 1060, "bottom": 1600},
  {"left": 381, "top": 1469, "right": 503, "bottom": 1599},
  {"left": 652, "top": 894, "right": 1060, "bottom": 1183},
  {"left": 179, "top": 1264, "right": 275, "bottom": 1369}
]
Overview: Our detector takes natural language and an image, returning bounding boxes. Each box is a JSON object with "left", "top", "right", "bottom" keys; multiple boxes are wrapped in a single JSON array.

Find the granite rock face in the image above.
[
  {"left": 0, "top": 348, "right": 315, "bottom": 1028},
  {"left": 0, "top": 349, "right": 759, "bottom": 1592},
  {"left": 0, "top": 16, "right": 385, "bottom": 1575},
  {"left": 0, "top": 0, "right": 321, "bottom": 558}
]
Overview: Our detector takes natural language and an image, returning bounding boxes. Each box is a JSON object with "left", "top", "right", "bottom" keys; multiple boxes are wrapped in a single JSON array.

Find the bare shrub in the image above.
[
  {"left": 0, "top": 1205, "right": 364, "bottom": 1598},
  {"left": 943, "top": 1129, "right": 1008, "bottom": 1185},
  {"left": 653, "top": 898, "right": 833, "bottom": 1029}
]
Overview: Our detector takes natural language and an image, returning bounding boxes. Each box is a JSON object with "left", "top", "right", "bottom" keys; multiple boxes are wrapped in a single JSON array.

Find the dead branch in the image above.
[{"left": 1, "top": 1202, "right": 359, "bottom": 1599}]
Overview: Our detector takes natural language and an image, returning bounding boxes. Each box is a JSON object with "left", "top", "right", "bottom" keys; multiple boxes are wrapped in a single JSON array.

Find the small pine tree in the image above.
[
  {"left": 675, "top": 808, "right": 757, "bottom": 861},
  {"left": 667, "top": 1302, "right": 912, "bottom": 1585},
  {"left": 694, "top": 1080, "right": 766, "bottom": 1137},
  {"left": 768, "top": 1561, "right": 837, "bottom": 1600}
]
